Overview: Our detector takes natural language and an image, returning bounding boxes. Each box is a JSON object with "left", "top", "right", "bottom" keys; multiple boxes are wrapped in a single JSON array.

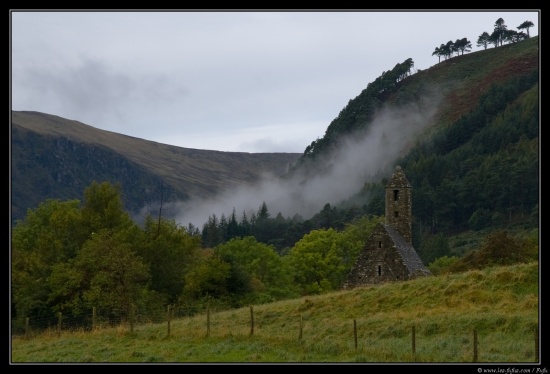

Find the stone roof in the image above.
[
  {"left": 383, "top": 224, "right": 431, "bottom": 276},
  {"left": 386, "top": 165, "right": 412, "bottom": 188}
]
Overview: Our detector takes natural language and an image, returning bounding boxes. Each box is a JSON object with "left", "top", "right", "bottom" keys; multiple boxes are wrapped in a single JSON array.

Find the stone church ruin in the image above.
[{"left": 343, "top": 166, "right": 431, "bottom": 288}]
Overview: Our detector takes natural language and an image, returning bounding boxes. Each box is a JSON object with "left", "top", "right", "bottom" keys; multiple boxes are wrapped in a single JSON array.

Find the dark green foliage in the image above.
[
  {"left": 418, "top": 232, "right": 451, "bottom": 265},
  {"left": 214, "top": 237, "right": 298, "bottom": 305},
  {"left": 11, "top": 182, "right": 202, "bottom": 331},
  {"left": 67, "top": 229, "right": 151, "bottom": 322},
  {"left": 80, "top": 181, "right": 134, "bottom": 232},
  {"left": 182, "top": 253, "right": 231, "bottom": 300},
  {"left": 200, "top": 197, "right": 374, "bottom": 254},
  {"left": 436, "top": 70, "right": 537, "bottom": 155},
  {"left": 468, "top": 209, "right": 492, "bottom": 231},
  {"left": 201, "top": 214, "right": 223, "bottom": 248},
  {"left": 400, "top": 70, "right": 538, "bottom": 234},
  {"left": 135, "top": 215, "right": 202, "bottom": 303},
  {"left": 448, "top": 231, "right": 537, "bottom": 273}
]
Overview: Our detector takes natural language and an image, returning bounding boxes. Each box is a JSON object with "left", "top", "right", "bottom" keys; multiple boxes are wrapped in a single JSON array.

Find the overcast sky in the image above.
[{"left": 10, "top": 10, "right": 540, "bottom": 153}]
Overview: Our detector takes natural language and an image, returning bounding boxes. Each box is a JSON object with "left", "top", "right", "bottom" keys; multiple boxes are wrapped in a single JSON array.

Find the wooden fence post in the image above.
[
  {"left": 353, "top": 319, "right": 358, "bottom": 349},
  {"left": 57, "top": 312, "right": 62, "bottom": 335},
  {"left": 92, "top": 307, "right": 96, "bottom": 331},
  {"left": 206, "top": 300, "right": 211, "bottom": 337},
  {"left": 130, "top": 304, "right": 135, "bottom": 333},
  {"left": 167, "top": 305, "right": 172, "bottom": 337},
  {"left": 473, "top": 329, "right": 478, "bottom": 363},
  {"left": 25, "top": 317, "right": 30, "bottom": 339},
  {"left": 250, "top": 306, "right": 254, "bottom": 336},
  {"left": 534, "top": 327, "right": 539, "bottom": 362},
  {"left": 412, "top": 325, "right": 416, "bottom": 357},
  {"left": 298, "top": 314, "right": 303, "bottom": 341}
]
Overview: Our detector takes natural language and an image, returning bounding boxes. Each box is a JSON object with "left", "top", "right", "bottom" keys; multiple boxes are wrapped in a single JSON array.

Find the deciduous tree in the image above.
[
  {"left": 74, "top": 229, "right": 150, "bottom": 322},
  {"left": 12, "top": 199, "right": 84, "bottom": 321},
  {"left": 215, "top": 237, "right": 297, "bottom": 303},
  {"left": 286, "top": 228, "right": 346, "bottom": 294},
  {"left": 136, "top": 215, "right": 202, "bottom": 303}
]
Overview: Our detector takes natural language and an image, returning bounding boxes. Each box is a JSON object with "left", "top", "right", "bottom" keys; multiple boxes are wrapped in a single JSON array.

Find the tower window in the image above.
[
  {"left": 378, "top": 241, "right": 382, "bottom": 248},
  {"left": 394, "top": 211, "right": 399, "bottom": 218},
  {"left": 377, "top": 265, "right": 382, "bottom": 276},
  {"left": 393, "top": 190, "right": 399, "bottom": 201}
]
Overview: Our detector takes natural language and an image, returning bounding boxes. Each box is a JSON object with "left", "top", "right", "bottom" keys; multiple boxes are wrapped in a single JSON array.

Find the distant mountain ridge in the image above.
[{"left": 11, "top": 111, "right": 300, "bottom": 225}]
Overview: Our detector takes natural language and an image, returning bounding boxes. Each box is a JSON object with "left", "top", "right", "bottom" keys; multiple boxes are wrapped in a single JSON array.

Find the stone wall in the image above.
[{"left": 344, "top": 224, "right": 411, "bottom": 287}]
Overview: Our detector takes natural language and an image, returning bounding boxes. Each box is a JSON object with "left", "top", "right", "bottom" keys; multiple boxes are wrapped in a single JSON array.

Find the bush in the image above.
[
  {"left": 448, "top": 230, "right": 535, "bottom": 273},
  {"left": 468, "top": 209, "right": 492, "bottom": 231},
  {"left": 428, "top": 256, "right": 459, "bottom": 275}
]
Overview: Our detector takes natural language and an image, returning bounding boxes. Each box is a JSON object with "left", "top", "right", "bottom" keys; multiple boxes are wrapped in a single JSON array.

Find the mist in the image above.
[{"left": 157, "top": 93, "right": 441, "bottom": 230}]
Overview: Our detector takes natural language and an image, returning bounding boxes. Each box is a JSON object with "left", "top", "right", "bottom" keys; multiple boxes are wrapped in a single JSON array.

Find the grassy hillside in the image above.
[
  {"left": 400, "top": 35, "right": 539, "bottom": 128},
  {"left": 11, "top": 262, "right": 539, "bottom": 363}
]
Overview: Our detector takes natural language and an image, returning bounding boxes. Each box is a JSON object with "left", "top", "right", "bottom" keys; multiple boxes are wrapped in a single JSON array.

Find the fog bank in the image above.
[{"left": 148, "top": 93, "right": 441, "bottom": 229}]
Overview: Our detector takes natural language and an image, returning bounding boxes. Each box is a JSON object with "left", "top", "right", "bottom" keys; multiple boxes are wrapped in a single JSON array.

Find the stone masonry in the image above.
[{"left": 343, "top": 166, "right": 431, "bottom": 288}]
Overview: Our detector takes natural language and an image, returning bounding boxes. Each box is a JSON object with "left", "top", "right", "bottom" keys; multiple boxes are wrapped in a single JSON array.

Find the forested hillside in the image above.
[{"left": 199, "top": 35, "right": 539, "bottom": 253}]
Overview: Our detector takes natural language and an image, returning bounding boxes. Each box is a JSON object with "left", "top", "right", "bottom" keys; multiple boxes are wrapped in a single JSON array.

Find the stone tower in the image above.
[
  {"left": 385, "top": 165, "right": 412, "bottom": 245},
  {"left": 342, "top": 165, "right": 430, "bottom": 288}
]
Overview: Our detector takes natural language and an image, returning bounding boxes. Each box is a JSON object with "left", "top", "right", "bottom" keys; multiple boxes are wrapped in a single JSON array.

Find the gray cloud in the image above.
[
  {"left": 164, "top": 90, "right": 442, "bottom": 228},
  {"left": 12, "top": 55, "right": 187, "bottom": 135}
]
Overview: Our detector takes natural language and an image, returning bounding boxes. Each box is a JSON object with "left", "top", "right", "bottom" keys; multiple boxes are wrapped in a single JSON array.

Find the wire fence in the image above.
[
  {"left": 10, "top": 302, "right": 228, "bottom": 336},
  {"left": 12, "top": 305, "right": 540, "bottom": 363}
]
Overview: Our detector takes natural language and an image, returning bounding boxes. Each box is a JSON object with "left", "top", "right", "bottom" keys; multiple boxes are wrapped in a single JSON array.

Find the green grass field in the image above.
[{"left": 11, "top": 261, "right": 539, "bottom": 363}]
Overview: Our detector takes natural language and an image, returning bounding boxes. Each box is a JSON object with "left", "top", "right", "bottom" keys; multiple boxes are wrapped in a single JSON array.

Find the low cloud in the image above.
[{"left": 161, "top": 91, "right": 441, "bottom": 230}]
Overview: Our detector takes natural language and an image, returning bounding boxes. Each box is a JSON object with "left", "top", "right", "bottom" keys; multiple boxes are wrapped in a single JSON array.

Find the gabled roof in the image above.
[
  {"left": 386, "top": 165, "right": 411, "bottom": 188},
  {"left": 383, "top": 224, "right": 431, "bottom": 276}
]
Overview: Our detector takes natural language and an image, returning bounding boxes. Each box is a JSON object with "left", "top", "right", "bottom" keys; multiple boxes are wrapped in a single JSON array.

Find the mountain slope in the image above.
[
  {"left": 11, "top": 111, "right": 300, "bottom": 225},
  {"left": 289, "top": 36, "right": 539, "bottom": 238},
  {"left": 292, "top": 36, "right": 539, "bottom": 171}
]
